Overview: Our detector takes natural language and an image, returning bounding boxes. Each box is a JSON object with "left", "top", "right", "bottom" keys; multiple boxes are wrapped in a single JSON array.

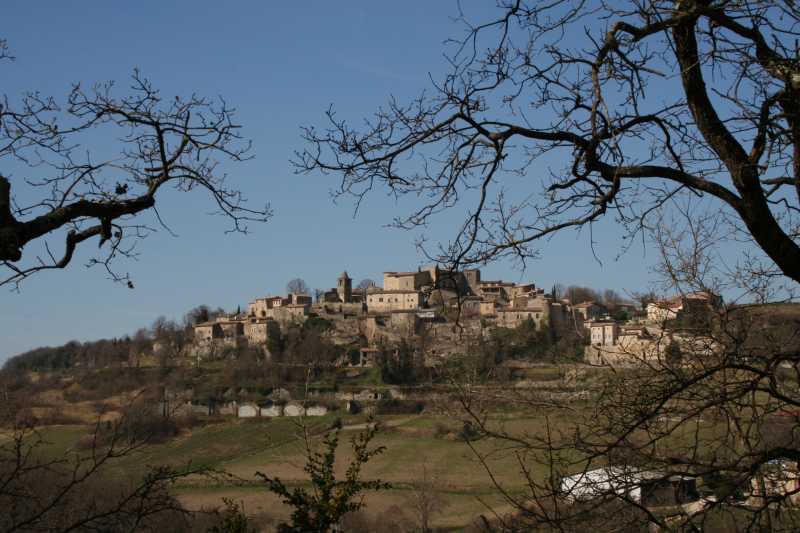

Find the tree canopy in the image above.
[
  {"left": 0, "top": 39, "right": 270, "bottom": 289},
  {"left": 296, "top": 1, "right": 800, "bottom": 295},
  {"left": 298, "top": 1, "right": 800, "bottom": 529}
]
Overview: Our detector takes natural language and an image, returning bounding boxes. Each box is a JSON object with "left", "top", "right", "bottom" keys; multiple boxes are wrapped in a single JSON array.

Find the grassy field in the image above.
[
  {"left": 32, "top": 411, "right": 558, "bottom": 530},
  {"left": 20, "top": 361, "right": 759, "bottom": 531}
]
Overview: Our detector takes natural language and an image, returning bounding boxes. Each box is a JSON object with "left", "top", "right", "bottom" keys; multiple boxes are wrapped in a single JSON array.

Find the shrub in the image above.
[
  {"left": 433, "top": 422, "right": 450, "bottom": 439},
  {"left": 456, "top": 420, "right": 480, "bottom": 442}
]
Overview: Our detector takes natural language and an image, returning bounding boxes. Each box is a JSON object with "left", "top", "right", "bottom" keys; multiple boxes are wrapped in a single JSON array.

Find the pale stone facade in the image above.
[
  {"left": 244, "top": 318, "right": 280, "bottom": 345},
  {"left": 194, "top": 266, "right": 593, "bottom": 364},
  {"left": 194, "top": 322, "right": 222, "bottom": 342},
  {"left": 480, "top": 300, "right": 498, "bottom": 316},
  {"left": 337, "top": 271, "right": 352, "bottom": 303},
  {"left": 496, "top": 308, "right": 548, "bottom": 329},
  {"left": 366, "top": 289, "right": 422, "bottom": 312},
  {"left": 288, "top": 293, "right": 313, "bottom": 305},
  {"left": 646, "top": 301, "right": 681, "bottom": 323},
  {"left": 383, "top": 270, "right": 433, "bottom": 291},
  {"left": 589, "top": 320, "right": 619, "bottom": 347}
]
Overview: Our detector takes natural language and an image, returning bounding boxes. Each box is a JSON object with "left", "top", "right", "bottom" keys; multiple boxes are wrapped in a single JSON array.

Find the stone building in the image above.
[
  {"left": 337, "top": 271, "right": 352, "bottom": 303},
  {"left": 193, "top": 315, "right": 248, "bottom": 358},
  {"left": 646, "top": 299, "right": 682, "bottom": 324},
  {"left": 479, "top": 280, "right": 515, "bottom": 301},
  {"left": 288, "top": 293, "right": 313, "bottom": 305},
  {"left": 646, "top": 291, "right": 721, "bottom": 325},
  {"left": 383, "top": 270, "right": 433, "bottom": 291},
  {"left": 480, "top": 300, "right": 499, "bottom": 316},
  {"left": 243, "top": 318, "right": 281, "bottom": 345},
  {"left": 366, "top": 289, "right": 423, "bottom": 312},
  {"left": 213, "top": 316, "right": 244, "bottom": 338},
  {"left": 194, "top": 321, "right": 223, "bottom": 342},
  {"left": 283, "top": 303, "right": 310, "bottom": 322},
  {"left": 464, "top": 268, "right": 481, "bottom": 293},
  {"left": 496, "top": 307, "right": 548, "bottom": 329},
  {"left": 248, "top": 296, "right": 286, "bottom": 318},
  {"left": 588, "top": 320, "right": 619, "bottom": 347}
]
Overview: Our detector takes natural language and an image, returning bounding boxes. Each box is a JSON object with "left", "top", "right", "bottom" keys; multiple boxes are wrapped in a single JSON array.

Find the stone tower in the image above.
[{"left": 337, "top": 271, "right": 352, "bottom": 303}]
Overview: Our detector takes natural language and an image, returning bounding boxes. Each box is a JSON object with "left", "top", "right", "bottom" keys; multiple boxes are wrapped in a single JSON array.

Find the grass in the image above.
[
  {"left": 22, "top": 373, "right": 761, "bottom": 531},
  {"left": 27, "top": 410, "right": 562, "bottom": 529}
]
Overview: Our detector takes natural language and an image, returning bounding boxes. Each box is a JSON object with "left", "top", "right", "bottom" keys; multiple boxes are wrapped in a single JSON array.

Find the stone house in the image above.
[
  {"left": 217, "top": 318, "right": 245, "bottom": 338},
  {"left": 248, "top": 296, "right": 287, "bottom": 318},
  {"left": 337, "top": 271, "right": 352, "bottom": 303},
  {"left": 194, "top": 321, "right": 223, "bottom": 342},
  {"left": 646, "top": 291, "right": 721, "bottom": 324},
  {"left": 424, "top": 266, "right": 473, "bottom": 295},
  {"left": 288, "top": 293, "right": 313, "bottom": 305},
  {"left": 507, "top": 283, "right": 538, "bottom": 300},
  {"left": 195, "top": 316, "right": 246, "bottom": 341},
  {"left": 454, "top": 296, "right": 482, "bottom": 317},
  {"left": 321, "top": 289, "right": 341, "bottom": 303},
  {"left": 646, "top": 299, "right": 682, "bottom": 323},
  {"left": 463, "top": 268, "right": 481, "bottom": 293},
  {"left": 479, "top": 280, "right": 514, "bottom": 301},
  {"left": 367, "top": 289, "right": 422, "bottom": 312},
  {"left": 496, "top": 307, "right": 548, "bottom": 329},
  {"left": 243, "top": 318, "right": 280, "bottom": 345},
  {"left": 588, "top": 320, "right": 619, "bottom": 347},
  {"left": 383, "top": 270, "right": 433, "bottom": 291},
  {"left": 283, "top": 303, "right": 310, "bottom": 322}
]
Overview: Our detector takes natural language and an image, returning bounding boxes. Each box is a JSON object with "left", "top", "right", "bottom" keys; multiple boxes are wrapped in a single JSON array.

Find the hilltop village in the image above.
[
  {"left": 190, "top": 266, "right": 719, "bottom": 367},
  {"left": 193, "top": 267, "right": 564, "bottom": 363}
]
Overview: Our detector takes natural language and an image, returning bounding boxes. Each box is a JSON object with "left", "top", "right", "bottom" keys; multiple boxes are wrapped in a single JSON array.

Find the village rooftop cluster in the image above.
[{"left": 191, "top": 265, "right": 720, "bottom": 367}]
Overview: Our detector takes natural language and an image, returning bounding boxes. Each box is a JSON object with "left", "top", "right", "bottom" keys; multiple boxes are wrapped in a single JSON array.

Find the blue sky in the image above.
[{"left": 0, "top": 1, "right": 664, "bottom": 360}]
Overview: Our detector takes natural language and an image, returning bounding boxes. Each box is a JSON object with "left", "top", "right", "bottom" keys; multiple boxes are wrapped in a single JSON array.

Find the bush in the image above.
[
  {"left": 456, "top": 420, "right": 481, "bottom": 442},
  {"left": 433, "top": 422, "right": 450, "bottom": 439}
]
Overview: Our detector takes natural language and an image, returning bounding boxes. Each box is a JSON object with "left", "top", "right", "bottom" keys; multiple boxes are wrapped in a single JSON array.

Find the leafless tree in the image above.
[
  {"left": 287, "top": 278, "right": 310, "bottom": 295},
  {"left": 0, "top": 401, "right": 203, "bottom": 532},
  {"left": 183, "top": 305, "right": 225, "bottom": 327},
  {"left": 0, "top": 38, "right": 270, "bottom": 290},
  {"left": 128, "top": 327, "right": 152, "bottom": 369},
  {"left": 565, "top": 286, "right": 601, "bottom": 306},
  {"left": 150, "top": 316, "right": 189, "bottom": 369},
  {"left": 405, "top": 460, "right": 449, "bottom": 533},
  {"left": 298, "top": 1, "right": 800, "bottom": 530},
  {"left": 356, "top": 278, "right": 376, "bottom": 290},
  {"left": 295, "top": 1, "right": 800, "bottom": 285},
  {"left": 313, "top": 287, "right": 326, "bottom": 303}
]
